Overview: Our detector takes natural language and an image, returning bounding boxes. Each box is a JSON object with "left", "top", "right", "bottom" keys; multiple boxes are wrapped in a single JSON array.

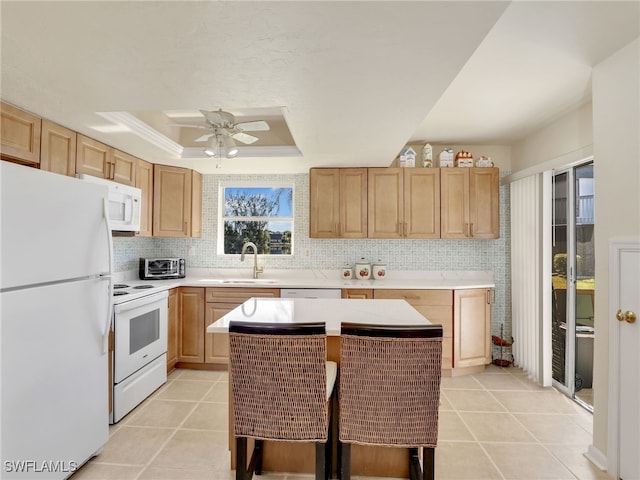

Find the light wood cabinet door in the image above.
[
  {"left": 342, "top": 289, "right": 374, "bottom": 299},
  {"left": 191, "top": 170, "right": 202, "bottom": 238},
  {"left": 40, "top": 120, "right": 76, "bottom": 176},
  {"left": 135, "top": 159, "right": 154, "bottom": 237},
  {"left": 112, "top": 149, "right": 137, "bottom": 186},
  {"left": 153, "top": 164, "right": 192, "bottom": 237},
  {"left": 453, "top": 288, "right": 492, "bottom": 368},
  {"left": 368, "top": 168, "right": 403, "bottom": 238},
  {"left": 205, "top": 303, "right": 233, "bottom": 364},
  {"left": 469, "top": 168, "right": 500, "bottom": 239},
  {"left": 404, "top": 168, "right": 440, "bottom": 238},
  {"left": 309, "top": 168, "right": 367, "bottom": 238},
  {"left": 309, "top": 168, "right": 339, "bottom": 237},
  {"left": 76, "top": 134, "right": 112, "bottom": 179},
  {"left": 167, "top": 288, "right": 179, "bottom": 372},
  {"left": 440, "top": 168, "right": 470, "bottom": 238},
  {"left": 0, "top": 102, "right": 41, "bottom": 165},
  {"left": 441, "top": 167, "right": 499, "bottom": 239},
  {"left": 177, "top": 287, "right": 205, "bottom": 363}
]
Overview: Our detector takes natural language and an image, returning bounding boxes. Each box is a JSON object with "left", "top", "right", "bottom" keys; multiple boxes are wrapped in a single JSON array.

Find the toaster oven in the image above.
[{"left": 139, "top": 258, "right": 186, "bottom": 280}]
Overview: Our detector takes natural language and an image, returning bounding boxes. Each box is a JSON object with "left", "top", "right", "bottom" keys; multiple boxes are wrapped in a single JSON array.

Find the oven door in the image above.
[{"left": 113, "top": 291, "right": 168, "bottom": 384}]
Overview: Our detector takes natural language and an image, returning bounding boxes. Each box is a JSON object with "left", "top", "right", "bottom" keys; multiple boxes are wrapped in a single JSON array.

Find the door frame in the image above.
[{"left": 607, "top": 239, "right": 640, "bottom": 479}]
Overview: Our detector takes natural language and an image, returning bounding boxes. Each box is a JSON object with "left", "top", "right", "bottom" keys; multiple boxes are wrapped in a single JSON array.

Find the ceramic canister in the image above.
[
  {"left": 355, "top": 258, "right": 371, "bottom": 280},
  {"left": 372, "top": 260, "right": 387, "bottom": 279},
  {"left": 341, "top": 264, "right": 353, "bottom": 280}
]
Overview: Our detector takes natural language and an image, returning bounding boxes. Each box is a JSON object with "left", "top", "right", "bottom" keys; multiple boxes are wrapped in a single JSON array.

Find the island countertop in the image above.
[{"left": 206, "top": 297, "right": 431, "bottom": 335}]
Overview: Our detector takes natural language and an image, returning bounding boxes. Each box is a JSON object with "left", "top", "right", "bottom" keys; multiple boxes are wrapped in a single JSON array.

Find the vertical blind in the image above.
[{"left": 510, "top": 174, "right": 548, "bottom": 384}]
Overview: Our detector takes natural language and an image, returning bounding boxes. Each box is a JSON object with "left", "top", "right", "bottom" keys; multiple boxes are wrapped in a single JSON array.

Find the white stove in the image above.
[
  {"left": 112, "top": 282, "right": 168, "bottom": 304},
  {"left": 110, "top": 280, "right": 169, "bottom": 423}
]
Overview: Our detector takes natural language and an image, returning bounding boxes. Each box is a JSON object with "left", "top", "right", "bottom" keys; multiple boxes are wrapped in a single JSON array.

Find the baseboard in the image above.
[{"left": 584, "top": 445, "right": 607, "bottom": 472}]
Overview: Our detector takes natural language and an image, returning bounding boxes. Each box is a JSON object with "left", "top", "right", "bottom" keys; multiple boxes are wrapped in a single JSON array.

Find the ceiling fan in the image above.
[{"left": 172, "top": 109, "right": 270, "bottom": 146}]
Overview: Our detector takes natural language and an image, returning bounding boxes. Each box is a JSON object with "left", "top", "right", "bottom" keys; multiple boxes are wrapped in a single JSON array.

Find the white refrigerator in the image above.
[{"left": 1, "top": 161, "right": 112, "bottom": 478}]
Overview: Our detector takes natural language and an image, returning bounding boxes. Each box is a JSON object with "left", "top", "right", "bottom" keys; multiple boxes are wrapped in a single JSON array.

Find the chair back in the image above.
[
  {"left": 229, "top": 321, "right": 328, "bottom": 442},
  {"left": 339, "top": 323, "right": 443, "bottom": 448}
]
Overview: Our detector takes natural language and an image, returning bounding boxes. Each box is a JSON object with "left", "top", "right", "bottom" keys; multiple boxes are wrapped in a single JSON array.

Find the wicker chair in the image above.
[
  {"left": 229, "top": 321, "right": 337, "bottom": 480},
  {"left": 338, "top": 323, "right": 443, "bottom": 480}
]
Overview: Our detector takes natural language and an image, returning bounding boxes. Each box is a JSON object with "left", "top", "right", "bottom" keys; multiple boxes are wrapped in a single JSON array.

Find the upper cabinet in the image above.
[
  {"left": 441, "top": 167, "right": 500, "bottom": 239},
  {"left": 135, "top": 159, "right": 154, "bottom": 237},
  {"left": 309, "top": 168, "right": 367, "bottom": 238},
  {"left": 76, "top": 134, "right": 136, "bottom": 186},
  {"left": 40, "top": 120, "right": 77, "bottom": 176},
  {"left": 153, "top": 165, "right": 202, "bottom": 238},
  {"left": 0, "top": 102, "right": 41, "bottom": 166},
  {"left": 368, "top": 168, "right": 440, "bottom": 238}
]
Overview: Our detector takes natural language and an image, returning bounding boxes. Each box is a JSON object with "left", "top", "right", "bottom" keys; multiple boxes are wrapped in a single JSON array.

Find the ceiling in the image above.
[{"left": 1, "top": 1, "right": 638, "bottom": 174}]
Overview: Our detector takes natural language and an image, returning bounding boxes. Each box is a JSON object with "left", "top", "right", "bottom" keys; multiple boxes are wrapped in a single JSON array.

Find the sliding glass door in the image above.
[{"left": 551, "top": 162, "right": 595, "bottom": 409}]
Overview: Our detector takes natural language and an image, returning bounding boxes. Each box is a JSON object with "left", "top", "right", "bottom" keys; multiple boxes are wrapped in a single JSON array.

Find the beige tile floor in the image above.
[{"left": 71, "top": 366, "right": 608, "bottom": 480}]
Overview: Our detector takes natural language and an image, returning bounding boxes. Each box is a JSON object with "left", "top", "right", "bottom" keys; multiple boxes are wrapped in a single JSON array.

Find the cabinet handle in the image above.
[
  {"left": 404, "top": 222, "right": 408, "bottom": 237},
  {"left": 486, "top": 289, "right": 495, "bottom": 305},
  {"left": 109, "top": 161, "right": 115, "bottom": 180},
  {"left": 184, "top": 221, "right": 188, "bottom": 234},
  {"left": 403, "top": 295, "right": 420, "bottom": 300},
  {"left": 470, "top": 223, "right": 474, "bottom": 237}
]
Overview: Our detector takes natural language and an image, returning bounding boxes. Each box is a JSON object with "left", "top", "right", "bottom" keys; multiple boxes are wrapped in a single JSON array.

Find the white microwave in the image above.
[{"left": 77, "top": 174, "right": 142, "bottom": 232}]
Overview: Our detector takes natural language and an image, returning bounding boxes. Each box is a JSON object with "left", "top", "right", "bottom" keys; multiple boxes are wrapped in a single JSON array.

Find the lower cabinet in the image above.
[
  {"left": 454, "top": 288, "right": 492, "bottom": 368},
  {"left": 167, "top": 288, "right": 179, "bottom": 372},
  {"left": 373, "top": 288, "right": 491, "bottom": 375},
  {"left": 177, "top": 287, "right": 205, "bottom": 363}
]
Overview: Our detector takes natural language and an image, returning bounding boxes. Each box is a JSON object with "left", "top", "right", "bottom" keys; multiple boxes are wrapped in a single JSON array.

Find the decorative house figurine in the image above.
[
  {"left": 422, "top": 143, "right": 433, "bottom": 167},
  {"left": 476, "top": 155, "right": 494, "bottom": 167},
  {"left": 439, "top": 148, "right": 454, "bottom": 167},
  {"left": 455, "top": 150, "right": 474, "bottom": 167},
  {"left": 399, "top": 146, "right": 416, "bottom": 167}
]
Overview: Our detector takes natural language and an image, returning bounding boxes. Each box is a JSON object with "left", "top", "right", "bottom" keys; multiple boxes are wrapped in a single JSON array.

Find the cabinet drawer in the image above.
[
  {"left": 373, "top": 289, "right": 452, "bottom": 306},
  {"left": 205, "top": 287, "right": 280, "bottom": 303}
]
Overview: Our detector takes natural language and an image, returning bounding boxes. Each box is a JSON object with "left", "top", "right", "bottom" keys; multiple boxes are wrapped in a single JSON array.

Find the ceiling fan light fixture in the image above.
[
  {"left": 203, "top": 136, "right": 218, "bottom": 157},
  {"left": 223, "top": 136, "right": 239, "bottom": 158}
]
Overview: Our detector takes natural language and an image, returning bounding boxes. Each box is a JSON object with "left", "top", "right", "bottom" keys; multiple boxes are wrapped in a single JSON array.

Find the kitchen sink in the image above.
[
  {"left": 222, "top": 279, "right": 278, "bottom": 284},
  {"left": 199, "top": 278, "right": 278, "bottom": 285}
]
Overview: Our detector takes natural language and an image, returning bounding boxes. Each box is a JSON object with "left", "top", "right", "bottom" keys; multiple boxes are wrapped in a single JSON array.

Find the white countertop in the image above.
[
  {"left": 112, "top": 268, "right": 495, "bottom": 305},
  {"left": 206, "top": 298, "right": 431, "bottom": 336}
]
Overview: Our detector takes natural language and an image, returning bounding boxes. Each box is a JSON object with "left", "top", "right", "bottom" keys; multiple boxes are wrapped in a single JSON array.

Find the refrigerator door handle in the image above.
[{"left": 101, "top": 198, "right": 114, "bottom": 354}]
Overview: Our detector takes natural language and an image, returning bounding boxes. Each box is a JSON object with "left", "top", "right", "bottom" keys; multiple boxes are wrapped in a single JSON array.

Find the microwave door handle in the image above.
[
  {"left": 101, "top": 197, "right": 114, "bottom": 354},
  {"left": 124, "top": 196, "right": 132, "bottom": 224}
]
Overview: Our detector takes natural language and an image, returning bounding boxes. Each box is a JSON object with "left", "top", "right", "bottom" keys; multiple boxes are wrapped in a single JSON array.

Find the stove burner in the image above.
[
  {"left": 114, "top": 284, "right": 130, "bottom": 289},
  {"left": 113, "top": 291, "right": 129, "bottom": 296},
  {"left": 133, "top": 285, "right": 154, "bottom": 290}
]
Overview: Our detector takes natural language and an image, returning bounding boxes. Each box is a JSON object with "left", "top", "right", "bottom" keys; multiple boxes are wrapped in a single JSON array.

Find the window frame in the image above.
[{"left": 217, "top": 180, "right": 294, "bottom": 256}]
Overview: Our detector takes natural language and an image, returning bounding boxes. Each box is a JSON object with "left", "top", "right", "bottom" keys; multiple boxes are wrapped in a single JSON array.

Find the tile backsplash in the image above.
[{"left": 114, "top": 171, "right": 512, "bottom": 339}]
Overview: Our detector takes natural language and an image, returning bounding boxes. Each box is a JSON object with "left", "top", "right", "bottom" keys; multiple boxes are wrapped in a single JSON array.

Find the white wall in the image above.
[
  {"left": 511, "top": 102, "right": 593, "bottom": 173},
  {"left": 592, "top": 37, "right": 640, "bottom": 459}
]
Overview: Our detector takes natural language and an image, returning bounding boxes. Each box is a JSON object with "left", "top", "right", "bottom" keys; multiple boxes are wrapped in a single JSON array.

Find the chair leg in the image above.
[
  {"left": 254, "top": 440, "right": 264, "bottom": 475},
  {"left": 340, "top": 442, "right": 351, "bottom": 480},
  {"left": 409, "top": 448, "right": 421, "bottom": 480},
  {"left": 423, "top": 447, "right": 435, "bottom": 480},
  {"left": 236, "top": 437, "right": 248, "bottom": 480},
  {"left": 315, "top": 442, "right": 326, "bottom": 480}
]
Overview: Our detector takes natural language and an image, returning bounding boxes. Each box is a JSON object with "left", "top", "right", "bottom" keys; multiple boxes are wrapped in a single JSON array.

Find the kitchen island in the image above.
[{"left": 207, "top": 297, "right": 432, "bottom": 477}]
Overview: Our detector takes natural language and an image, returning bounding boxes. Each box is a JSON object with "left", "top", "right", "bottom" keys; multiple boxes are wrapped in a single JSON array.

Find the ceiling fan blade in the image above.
[
  {"left": 232, "top": 131, "right": 259, "bottom": 144},
  {"left": 235, "top": 120, "right": 270, "bottom": 132},
  {"left": 200, "top": 109, "right": 235, "bottom": 126},
  {"left": 168, "top": 123, "right": 208, "bottom": 130},
  {"left": 194, "top": 133, "right": 214, "bottom": 142}
]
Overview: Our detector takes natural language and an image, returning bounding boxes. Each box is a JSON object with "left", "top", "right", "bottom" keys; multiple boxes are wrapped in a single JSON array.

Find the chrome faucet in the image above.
[{"left": 240, "top": 242, "right": 263, "bottom": 279}]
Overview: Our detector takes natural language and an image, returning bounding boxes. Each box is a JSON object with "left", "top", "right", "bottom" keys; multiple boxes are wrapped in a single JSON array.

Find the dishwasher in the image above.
[{"left": 280, "top": 288, "right": 342, "bottom": 299}]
